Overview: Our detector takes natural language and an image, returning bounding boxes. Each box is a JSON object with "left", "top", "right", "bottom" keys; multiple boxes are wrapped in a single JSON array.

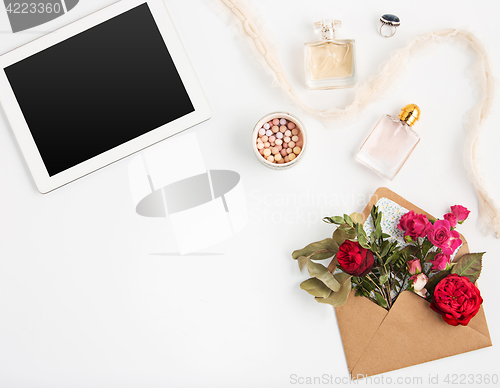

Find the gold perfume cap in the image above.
[{"left": 399, "top": 104, "right": 420, "bottom": 126}]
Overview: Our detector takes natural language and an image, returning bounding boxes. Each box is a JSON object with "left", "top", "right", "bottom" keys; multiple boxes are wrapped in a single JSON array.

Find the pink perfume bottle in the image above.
[{"left": 356, "top": 104, "right": 421, "bottom": 180}]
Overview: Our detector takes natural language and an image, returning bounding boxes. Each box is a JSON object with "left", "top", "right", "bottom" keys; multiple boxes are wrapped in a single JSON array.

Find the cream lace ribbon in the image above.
[{"left": 218, "top": 0, "right": 500, "bottom": 238}]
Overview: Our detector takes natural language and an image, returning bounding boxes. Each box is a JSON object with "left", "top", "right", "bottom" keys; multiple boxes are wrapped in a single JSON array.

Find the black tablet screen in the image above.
[{"left": 4, "top": 2, "right": 194, "bottom": 176}]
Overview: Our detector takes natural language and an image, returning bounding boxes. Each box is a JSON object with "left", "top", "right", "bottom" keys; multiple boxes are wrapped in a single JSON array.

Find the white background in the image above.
[{"left": 1, "top": 0, "right": 500, "bottom": 387}]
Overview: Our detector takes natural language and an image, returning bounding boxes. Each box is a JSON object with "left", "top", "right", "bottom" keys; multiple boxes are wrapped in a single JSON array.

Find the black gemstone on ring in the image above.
[{"left": 380, "top": 14, "right": 400, "bottom": 27}]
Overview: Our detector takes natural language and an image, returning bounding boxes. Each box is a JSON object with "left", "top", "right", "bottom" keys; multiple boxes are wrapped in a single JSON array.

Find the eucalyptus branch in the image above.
[{"left": 306, "top": 249, "right": 328, "bottom": 259}]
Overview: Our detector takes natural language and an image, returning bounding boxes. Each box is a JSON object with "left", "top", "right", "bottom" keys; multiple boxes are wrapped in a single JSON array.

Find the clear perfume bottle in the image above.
[
  {"left": 304, "top": 19, "right": 357, "bottom": 90},
  {"left": 356, "top": 104, "right": 421, "bottom": 180}
]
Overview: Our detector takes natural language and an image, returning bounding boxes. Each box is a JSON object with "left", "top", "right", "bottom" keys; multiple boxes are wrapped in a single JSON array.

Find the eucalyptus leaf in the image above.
[
  {"left": 379, "top": 273, "right": 389, "bottom": 285},
  {"left": 325, "top": 216, "right": 345, "bottom": 225},
  {"left": 344, "top": 214, "right": 353, "bottom": 227},
  {"left": 451, "top": 253, "right": 484, "bottom": 283},
  {"left": 298, "top": 256, "right": 309, "bottom": 271},
  {"left": 332, "top": 228, "right": 349, "bottom": 246},
  {"left": 292, "top": 238, "right": 339, "bottom": 261},
  {"left": 315, "top": 273, "right": 352, "bottom": 307},
  {"left": 300, "top": 278, "right": 332, "bottom": 298},
  {"left": 350, "top": 212, "right": 364, "bottom": 224},
  {"left": 307, "top": 261, "right": 341, "bottom": 292}
]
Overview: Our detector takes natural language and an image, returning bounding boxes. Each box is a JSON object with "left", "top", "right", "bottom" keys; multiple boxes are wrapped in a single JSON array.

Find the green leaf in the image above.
[
  {"left": 386, "top": 251, "right": 399, "bottom": 265},
  {"left": 344, "top": 214, "right": 353, "bottom": 227},
  {"left": 359, "top": 277, "right": 376, "bottom": 292},
  {"left": 314, "top": 273, "right": 352, "bottom": 307},
  {"left": 381, "top": 233, "right": 392, "bottom": 239},
  {"left": 375, "top": 221, "right": 382, "bottom": 240},
  {"left": 307, "top": 261, "right": 341, "bottom": 292},
  {"left": 422, "top": 238, "right": 433, "bottom": 258},
  {"left": 300, "top": 278, "right": 332, "bottom": 298},
  {"left": 379, "top": 273, "right": 389, "bottom": 285},
  {"left": 298, "top": 256, "right": 309, "bottom": 271},
  {"left": 380, "top": 241, "right": 391, "bottom": 258},
  {"left": 292, "top": 238, "right": 339, "bottom": 261},
  {"left": 354, "top": 223, "right": 370, "bottom": 249},
  {"left": 451, "top": 253, "right": 484, "bottom": 283},
  {"left": 399, "top": 245, "right": 418, "bottom": 259},
  {"left": 323, "top": 216, "right": 345, "bottom": 225},
  {"left": 425, "top": 251, "right": 437, "bottom": 261},
  {"left": 426, "top": 271, "right": 450, "bottom": 294},
  {"left": 375, "top": 292, "right": 388, "bottom": 309}
]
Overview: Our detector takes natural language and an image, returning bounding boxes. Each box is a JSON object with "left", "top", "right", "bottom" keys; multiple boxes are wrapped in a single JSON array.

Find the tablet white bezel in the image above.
[{"left": 0, "top": 0, "right": 212, "bottom": 193}]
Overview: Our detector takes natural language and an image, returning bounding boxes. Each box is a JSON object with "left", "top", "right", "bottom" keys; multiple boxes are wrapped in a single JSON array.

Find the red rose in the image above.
[
  {"left": 397, "top": 211, "right": 430, "bottom": 239},
  {"left": 337, "top": 240, "right": 374, "bottom": 277},
  {"left": 430, "top": 274, "right": 483, "bottom": 326}
]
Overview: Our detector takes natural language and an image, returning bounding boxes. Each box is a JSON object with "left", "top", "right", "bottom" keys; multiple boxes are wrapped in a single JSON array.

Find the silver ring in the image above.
[{"left": 379, "top": 14, "right": 400, "bottom": 38}]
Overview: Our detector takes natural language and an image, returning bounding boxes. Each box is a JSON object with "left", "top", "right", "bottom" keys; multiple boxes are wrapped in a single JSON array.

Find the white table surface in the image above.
[{"left": 1, "top": 1, "right": 499, "bottom": 387}]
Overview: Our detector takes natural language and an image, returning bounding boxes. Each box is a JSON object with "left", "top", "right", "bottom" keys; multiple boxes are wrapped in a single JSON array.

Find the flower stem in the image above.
[{"left": 367, "top": 273, "right": 390, "bottom": 309}]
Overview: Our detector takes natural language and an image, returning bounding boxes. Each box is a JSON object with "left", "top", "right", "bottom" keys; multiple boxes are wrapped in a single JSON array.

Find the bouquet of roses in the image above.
[{"left": 292, "top": 204, "right": 484, "bottom": 326}]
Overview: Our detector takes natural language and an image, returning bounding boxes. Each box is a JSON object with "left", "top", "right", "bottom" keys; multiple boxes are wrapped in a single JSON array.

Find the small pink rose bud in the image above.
[
  {"left": 450, "top": 205, "right": 471, "bottom": 224},
  {"left": 410, "top": 273, "right": 428, "bottom": 294},
  {"left": 407, "top": 259, "right": 422, "bottom": 275},
  {"left": 443, "top": 213, "right": 457, "bottom": 228},
  {"left": 430, "top": 253, "right": 451, "bottom": 272}
]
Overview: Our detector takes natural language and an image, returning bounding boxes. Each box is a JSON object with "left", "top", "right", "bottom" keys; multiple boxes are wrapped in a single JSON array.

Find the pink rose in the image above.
[
  {"left": 397, "top": 211, "right": 430, "bottom": 240},
  {"left": 427, "top": 220, "right": 462, "bottom": 255},
  {"left": 410, "top": 273, "right": 428, "bottom": 297},
  {"left": 429, "top": 253, "right": 451, "bottom": 271},
  {"left": 443, "top": 213, "right": 457, "bottom": 228},
  {"left": 407, "top": 259, "right": 421, "bottom": 275},
  {"left": 450, "top": 205, "right": 470, "bottom": 224}
]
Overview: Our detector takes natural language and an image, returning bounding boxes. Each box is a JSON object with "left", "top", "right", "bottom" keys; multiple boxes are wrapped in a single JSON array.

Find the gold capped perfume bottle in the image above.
[
  {"left": 356, "top": 104, "right": 421, "bottom": 180},
  {"left": 304, "top": 19, "right": 357, "bottom": 90}
]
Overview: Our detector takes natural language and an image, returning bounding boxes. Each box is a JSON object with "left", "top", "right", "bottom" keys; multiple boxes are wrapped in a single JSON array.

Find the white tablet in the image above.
[{"left": 0, "top": 0, "right": 212, "bottom": 193}]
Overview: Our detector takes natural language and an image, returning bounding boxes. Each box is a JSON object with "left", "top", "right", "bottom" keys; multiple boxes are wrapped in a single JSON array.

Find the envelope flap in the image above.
[
  {"left": 334, "top": 290, "right": 387, "bottom": 373},
  {"left": 350, "top": 291, "right": 492, "bottom": 378}
]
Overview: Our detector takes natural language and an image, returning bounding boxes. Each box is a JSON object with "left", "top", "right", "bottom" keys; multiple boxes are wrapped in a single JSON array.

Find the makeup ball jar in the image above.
[{"left": 252, "top": 112, "right": 307, "bottom": 170}]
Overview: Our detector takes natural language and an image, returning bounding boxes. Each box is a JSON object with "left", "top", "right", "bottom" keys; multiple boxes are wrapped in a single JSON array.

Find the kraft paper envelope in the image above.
[{"left": 331, "top": 187, "right": 492, "bottom": 378}]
